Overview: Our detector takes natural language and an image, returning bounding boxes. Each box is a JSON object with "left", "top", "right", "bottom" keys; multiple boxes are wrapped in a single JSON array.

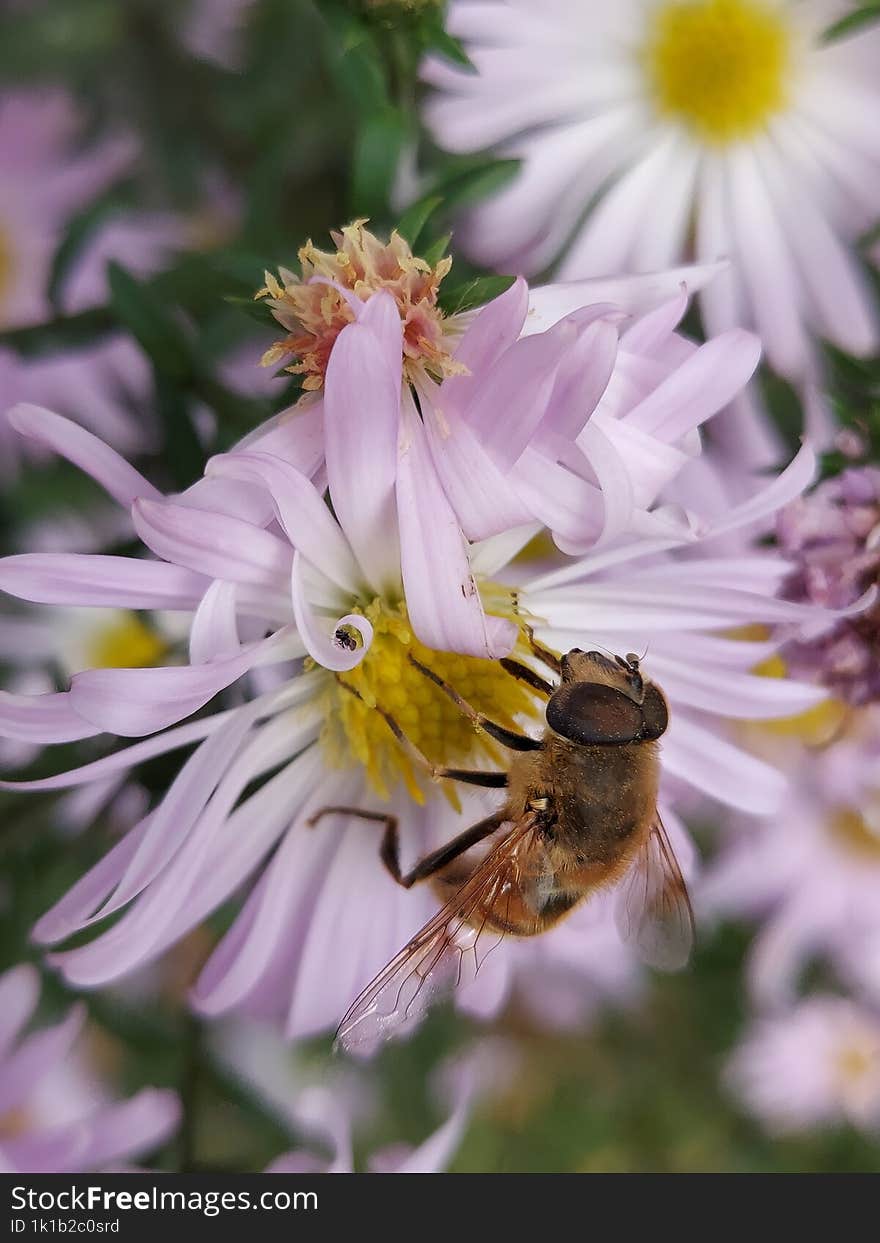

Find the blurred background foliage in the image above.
[{"left": 1, "top": 0, "right": 878, "bottom": 1173}]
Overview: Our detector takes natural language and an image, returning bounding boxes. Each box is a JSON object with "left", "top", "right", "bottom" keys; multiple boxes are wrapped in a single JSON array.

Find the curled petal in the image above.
[
  {"left": 292, "top": 552, "right": 373, "bottom": 672},
  {"left": 208, "top": 451, "right": 362, "bottom": 594}
]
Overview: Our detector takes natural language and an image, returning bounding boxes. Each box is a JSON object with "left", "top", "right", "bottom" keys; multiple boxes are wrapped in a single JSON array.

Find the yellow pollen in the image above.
[
  {"left": 644, "top": 0, "right": 791, "bottom": 143},
  {"left": 84, "top": 613, "right": 168, "bottom": 670},
  {"left": 753, "top": 651, "right": 849, "bottom": 746},
  {"left": 256, "top": 220, "right": 464, "bottom": 391},
  {"left": 319, "top": 601, "right": 540, "bottom": 805},
  {"left": 835, "top": 1041, "right": 878, "bottom": 1087},
  {"left": 828, "top": 806, "right": 880, "bottom": 861},
  {"left": 0, "top": 225, "right": 14, "bottom": 316}
]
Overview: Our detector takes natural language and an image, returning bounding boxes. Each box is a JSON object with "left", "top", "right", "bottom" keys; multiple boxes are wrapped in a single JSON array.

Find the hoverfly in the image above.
[{"left": 309, "top": 633, "right": 694, "bottom": 1055}]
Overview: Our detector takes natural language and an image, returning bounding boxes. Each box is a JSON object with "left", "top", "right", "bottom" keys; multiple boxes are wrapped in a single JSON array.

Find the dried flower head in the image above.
[{"left": 257, "top": 220, "right": 462, "bottom": 390}]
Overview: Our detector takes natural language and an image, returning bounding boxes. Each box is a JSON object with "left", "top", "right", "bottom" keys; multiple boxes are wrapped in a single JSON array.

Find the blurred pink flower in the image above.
[
  {"left": 182, "top": 0, "right": 253, "bottom": 69},
  {"left": 726, "top": 994, "right": 880, "bottom": 1137},
  {"left": 0, "top": 394, "right": 846, "bottom": 1041},
  {"left": 423, "top": 1, "right": 880, "bottom": 401},
  {"left": 0, "top": 964, "right": 179, "bottom": 1173},
  {"left": 702, "top": 709, "right": 880, "bottom": 1008},
  {"left": 213, "top": 1017, "right": 484, "bottom": 1172},
  {"left": 0, "top": 338, "right": 156, "bottom": 480},
  {"left": 777, "top": 466, "right": 880, "bottom": 705},
  {"left": 0, "top": 89, "right": 180, "bottom": 328}
]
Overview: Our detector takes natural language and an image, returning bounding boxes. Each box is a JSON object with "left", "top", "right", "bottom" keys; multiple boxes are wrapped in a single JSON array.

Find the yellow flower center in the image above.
[
  {"left": 754, "top": 653, "right": 849, "bottom": 746},
  {"left": 0, "top": 224, "right": 14, "bottom": 317},
  {"left": 829, "top": 805, "right": 880, "bottom": 861},
  {"left": 257, "top": 220, "right": 463, "bottom": 391},
  {"left": 644, "top": 0, "right": 791, "bottom": 143},
  {"left": 319, "top": 600, "right": 540, "bottom": 805},
  {"left": 84, "top": 613, "right": 168, "bottom": 670},
  {"left": 835, "top": 1039, "right": 879, "bottom": 1088}
]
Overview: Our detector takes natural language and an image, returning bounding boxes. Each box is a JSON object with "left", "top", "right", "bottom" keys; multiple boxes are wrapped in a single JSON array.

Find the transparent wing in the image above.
[
  {"left": 615, "top": 813, "right": 694, "bottom": 971},
  {"left": 335, "top": 816, "right": 539, "bottom": 1057}
]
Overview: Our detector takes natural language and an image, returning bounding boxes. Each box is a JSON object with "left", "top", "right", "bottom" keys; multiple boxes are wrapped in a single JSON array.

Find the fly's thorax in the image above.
[{"left": 542, "top": 734, "right": 661, "bottom": 861}]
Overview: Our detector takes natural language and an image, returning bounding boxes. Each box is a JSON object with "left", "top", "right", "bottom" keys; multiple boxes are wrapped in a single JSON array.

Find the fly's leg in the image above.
[
  {"left": 306, "top": 807, "right": 505, "bottom": 888},
  {"left": 407, "top": 655, "right": 543, "bottom": 752},
  {"left": 524, "top": 625, "right": 563, "bottom": 676},
  {"left": 335, "top": 677, "right": 509, "bottom": 787},
  {"left": 499, "top": 657, "right": 554, "bottom": 697}
]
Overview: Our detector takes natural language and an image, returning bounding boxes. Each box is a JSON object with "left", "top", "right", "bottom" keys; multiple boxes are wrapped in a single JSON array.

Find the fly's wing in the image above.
[
  {"left": 336, "top": 816, "right": 540, "bottom": 1057},
  {"left": 614, "top": 813, "right": 694, "bottom": 971}
]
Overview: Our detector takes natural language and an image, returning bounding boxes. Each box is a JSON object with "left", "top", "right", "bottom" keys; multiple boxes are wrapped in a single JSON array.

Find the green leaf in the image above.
[
  {"left": 435, "top": 158, "right": 521, "bottom": 212},
  {"left": 421, "top": 233, "right": 452, "bottom": 268},
  {"left": 757, "top": 368, "right": 803, "bottom": 454},
  {"left": 319, "top": 2, "right": 389, "bottom": 110},
  {"left": 395, "top": 195, "right": 443, "bottom": 250},
  {"left": 152, "top": 368, "right": 205, "bottom": 489},
  {"left": 822, "top": 3, "right": 880, "bottom": 44},
  {"left": 439, "top": 273, "right": 515, "bottom": 316},
  {"left": 223, "top": 295, "right": 278, "bottom": 326},
  {"left": 351, "top": 108, "right": 410, "bottom": 216},
  {"left": 47, "top": 182, "right": 135, "bottom": 312},
  {"left": 422, "top": 18, "right": 475, "bottom": 71},
  {"left": 107, "top": 262, "right": 192, "bottom": 382}
]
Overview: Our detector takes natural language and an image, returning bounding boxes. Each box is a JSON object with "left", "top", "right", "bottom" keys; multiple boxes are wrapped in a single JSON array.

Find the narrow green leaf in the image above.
[
  {"left": 396, "top": 195, "right": 444, "bottom": 249},
  {"left": 107, "top": 262, "right": 192, "bottom": 382},
  {"left": 223, "top": 295, "right": 278, "bottom": 326},
  {"left": 48, "top": 183, "right": 135, "bottom": 311},
  {"left": 421, "top": 233, "right": 452, "bottom": 268},
  {"left": 438, "top": 159, "right": 522, "bottom": 212},
  {"left": 439, "top": 273, "right": 515, "bottom": 316},
  {"left": 822, "top": 3, "right": 880, "bottom": 43},
  {"left": 152, "top": 369, "right": 205, "bottom": 489},
  {"left": 423, "top": 19, "right": 475, "bottom": 71},
  {"left": 350, "top": 108, "right": 410, "bottom": 216}
]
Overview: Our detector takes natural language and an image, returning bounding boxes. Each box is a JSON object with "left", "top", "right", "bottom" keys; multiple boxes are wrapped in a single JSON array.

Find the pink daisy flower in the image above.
[
  {"left": 726, "top": 994, "right": 880, "bottom": 1136},
  {"left": 423, "top": 1, "right": 880, "bottom": 403},
  {"left": 0, "top": 964, "right": 179, "bottom": 1173},
  {"left": 0, "top": 385, "right": 847, "bottom": 1043}
]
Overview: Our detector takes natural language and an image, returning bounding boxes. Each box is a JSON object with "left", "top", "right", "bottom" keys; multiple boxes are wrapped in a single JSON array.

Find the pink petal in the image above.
[
  {"left": 443, "top": 276, "right": 529, "bottom": 408},
  {"left": 7, "top": 404, "right": 161, "bottom": 507},
  {"left": 0, "top": 689, "right": 96, "bottom": 744},
  {"left": 68, "top": 627, "right": 302, "bottom": 736},
  {"left": 133, "top": 498, "right": 292, "bottom": 587},
  {"left": 624, "top": 330, "right": 762, "bottom": 440},
  {"left": 397, "top": 401, "right": 516, "bottom": 657},
  {"left": 323, "top": 291, "right": 402, "bottom": 593},
  {"left": 0, "top": 965, "right": 40, "bottom": 1058},
  {"left": 3, "top": 708, "right": 236, "bottom": 794},
  {"left": 189, "top": 579, "right": 240, "bottom": 665},
  {"left": 524, "top": 263, "right": 727, "bottom": 335},
  {"left": 0, "top": 1007, "right": 84, "bottom": 1115},
  {"left": 460, "top": 330, "right": 565, "bottom": 471},
  {"left": 32, "top": 818, "right": 152, "bottom": 945},
  {"left": 208, "top": 451, "right": 362, "bottom": 593},
  {"left": 0, "top": 554, "right": 207, "bottom": 609},
  {"left": 72, "top": 1089, "right": 181, "bottom": 1171},
  {"left": 422, "top": 393, "right": 535, "bottom": 542}
]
